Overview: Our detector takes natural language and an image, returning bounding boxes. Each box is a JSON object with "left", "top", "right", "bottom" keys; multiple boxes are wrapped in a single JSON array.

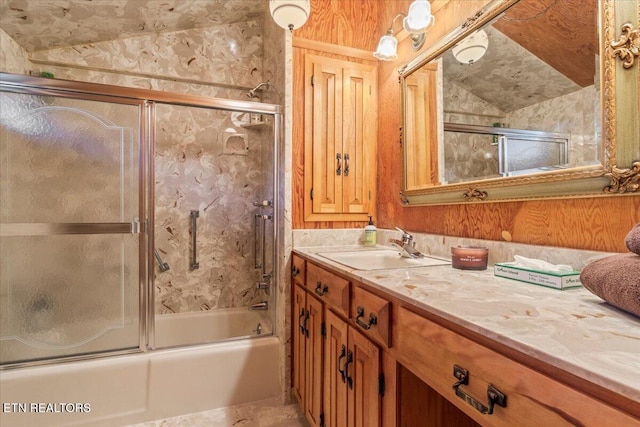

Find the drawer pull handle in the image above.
[
  {"left": 345, "top": 350, "right": 354, "bottom": 390},
  {"left": 452, "top": 365, "right": 507, "bottom": 415},
  {"left": 355, "top": 306, "right": 377, "bottom": 330},
  {"left": 337, "top": 345, "right": 347, "bottom": 383},
  {"left": 298, "top": 308, "right": 306, "bottom": 335},
  {"left": 292, "top": 265, "right": 300, "bottom": 277},
  {"left": 315, "top": 281, "right": 329, "bottom": 296}
]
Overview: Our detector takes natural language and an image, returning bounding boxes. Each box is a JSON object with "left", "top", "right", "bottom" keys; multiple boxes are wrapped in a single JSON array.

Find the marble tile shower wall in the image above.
[
  {"left": 27, "top": 20, "right": 264, "bottom": 99},
  {"left": 154, "top": 105, "right": 272, "bottom": 314},
  {"left": 0, "top": 28, "right": 30, "bottom": 74}
]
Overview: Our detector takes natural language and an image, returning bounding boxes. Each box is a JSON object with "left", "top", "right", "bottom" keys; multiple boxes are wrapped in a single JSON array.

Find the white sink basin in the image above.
[{"left": 317, "top": 249, "right": 450, "bottom": 270}]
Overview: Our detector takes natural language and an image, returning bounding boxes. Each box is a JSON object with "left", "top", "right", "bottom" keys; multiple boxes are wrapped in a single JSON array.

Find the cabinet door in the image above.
[
  {"left": 324, "top": 309, "right": 349, "bottom": 427},
  {"left": 306, "top": 55, "right": 344, "bottom": 215},
  {"left": 342, "top": 64, "right": 376, "bottom": 215},
  {"left": 292, "top": 285, "right": 307, "bottom": 405},
  {"left": 348, "top": 327, "right": 381, "bottom": 427},
  {"left": 305, "top": 295, "right": 325, "bottom": 427},
  {"left": 304, "top": 53, "right": 377, "bottom": 222}
]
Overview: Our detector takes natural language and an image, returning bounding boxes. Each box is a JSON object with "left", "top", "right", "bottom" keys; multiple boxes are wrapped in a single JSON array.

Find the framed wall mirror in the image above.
[{"left": 399, "top": 0, "right": 639, "bottom": 205}]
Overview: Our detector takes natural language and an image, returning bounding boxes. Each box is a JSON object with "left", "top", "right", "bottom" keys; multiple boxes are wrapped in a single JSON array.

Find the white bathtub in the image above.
[
  {"left": 154, "top": 308, "right": 272, "bottom": 348},
  {"left": 0, "top": 310, "right": 281, "bottom": 427}
]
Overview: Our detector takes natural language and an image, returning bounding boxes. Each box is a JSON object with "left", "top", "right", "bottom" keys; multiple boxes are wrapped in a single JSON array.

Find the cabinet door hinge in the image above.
[
  {"left": 379, "top": 373, "right": 385, "bottom": 397},
  {"left": 321, "top": 322, "right": 326, "bottom": 338},
  {"left": 320, "top": 413, "right": 325, "bottom": 427},
  {"left": 310, "top": 188, "right": 314, "bottom": 200}
]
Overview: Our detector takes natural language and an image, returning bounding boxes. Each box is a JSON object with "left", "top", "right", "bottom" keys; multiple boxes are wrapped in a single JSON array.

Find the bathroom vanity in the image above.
[{"left": 291, "top": 246, "right": 640, "bottom": 427}]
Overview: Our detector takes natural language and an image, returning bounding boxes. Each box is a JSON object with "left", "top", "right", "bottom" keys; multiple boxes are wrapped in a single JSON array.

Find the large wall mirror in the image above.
[{"left": 400, "top": 0, "right": 639, "bottom": 205}]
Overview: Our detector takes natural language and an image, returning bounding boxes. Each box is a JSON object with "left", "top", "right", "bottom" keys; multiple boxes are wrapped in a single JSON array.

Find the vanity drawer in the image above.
[
  {"left": 396, "top": 306, "right": 639, "bottom": 427},
  {"left": 352, "top": 285, "right": 391, "bottom": 348},
  {"left": 291, "top": 254, "right": 306, "bottom": 287},
  {"left": 306, "top": 263, "right": 350, "bottom": 318}
]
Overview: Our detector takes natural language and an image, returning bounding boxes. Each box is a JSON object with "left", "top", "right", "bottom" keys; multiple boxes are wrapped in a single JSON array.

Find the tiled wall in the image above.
[{"left": 0, "top": 28, "right": 31, "bottom": 74}]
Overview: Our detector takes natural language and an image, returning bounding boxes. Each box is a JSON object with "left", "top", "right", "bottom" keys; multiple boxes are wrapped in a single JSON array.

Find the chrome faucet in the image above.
[{"left": 389, "top": 227, "right": 424, "bottom": 258}]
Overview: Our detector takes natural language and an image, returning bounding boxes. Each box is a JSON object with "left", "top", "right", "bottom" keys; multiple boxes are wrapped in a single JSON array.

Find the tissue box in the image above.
[{"left": 494, "top": 262, "right": 582, "bottom": 290}]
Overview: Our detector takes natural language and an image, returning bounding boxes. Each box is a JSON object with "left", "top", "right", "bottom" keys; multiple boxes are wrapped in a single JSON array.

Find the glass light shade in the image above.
[
  {"left": 269, "top": 0, "right": 311, "bottom": 31},
  {"left": 373, "top": 34, "right": 399, "bottom": 61},
  {"left": 403, "top": 0, "right": 435, "bottom": 34},
  {"left": 452, "top": 29, "right": 489, "bottom": 64}
]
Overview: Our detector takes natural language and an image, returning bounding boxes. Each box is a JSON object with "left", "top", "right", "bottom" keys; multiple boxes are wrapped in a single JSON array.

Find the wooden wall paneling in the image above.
[{"left": 294, "top": 0, "right": 380, "bottom": 51}]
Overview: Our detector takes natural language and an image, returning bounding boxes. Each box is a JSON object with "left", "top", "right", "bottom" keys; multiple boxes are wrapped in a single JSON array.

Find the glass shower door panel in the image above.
[{"left": 0, "top": 91, "right": 143, "bottom": 365}]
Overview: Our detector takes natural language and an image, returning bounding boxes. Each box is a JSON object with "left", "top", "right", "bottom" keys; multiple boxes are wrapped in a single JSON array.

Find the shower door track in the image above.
[{"left": 0, "top": 72, "right": 283, "bottom": 368}]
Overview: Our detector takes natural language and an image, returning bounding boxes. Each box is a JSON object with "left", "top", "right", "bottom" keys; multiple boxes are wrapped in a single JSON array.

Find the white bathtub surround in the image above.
[
  {"left": 125, "top": 397, "right": 308, "bottom": 427},
  {"left": 292, "top": 228, "right": 616, "bottom": 270},
  {"left": 0, "top": 337, "right": 280, "bottom": 427}
]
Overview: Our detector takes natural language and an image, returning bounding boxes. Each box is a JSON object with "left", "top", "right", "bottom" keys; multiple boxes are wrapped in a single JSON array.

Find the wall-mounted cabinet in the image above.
[{"left": 303, "top": 53, "right": 377, "bottom": 222}]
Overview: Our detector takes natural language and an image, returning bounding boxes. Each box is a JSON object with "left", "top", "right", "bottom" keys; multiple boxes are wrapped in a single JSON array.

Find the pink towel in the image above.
[
  {"left": 626, "top": 222, "right": 640, "bottom": 255},
  {"left": 580, "top": 253, "right": 640, "bottom": 318}
]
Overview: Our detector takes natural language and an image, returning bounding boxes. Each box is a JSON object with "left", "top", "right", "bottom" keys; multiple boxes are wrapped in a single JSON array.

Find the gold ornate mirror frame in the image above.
[{"left": 399, "top": 0, "right": 639, "bottom": 206}]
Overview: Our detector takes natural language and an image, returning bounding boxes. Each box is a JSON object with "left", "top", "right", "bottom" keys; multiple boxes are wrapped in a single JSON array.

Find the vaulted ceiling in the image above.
[{"left": 0, "top": 0, "right": 266, "bottom": 53}]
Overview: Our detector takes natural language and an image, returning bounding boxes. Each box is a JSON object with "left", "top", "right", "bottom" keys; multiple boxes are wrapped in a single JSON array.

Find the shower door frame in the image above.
[{"left": 0, "top": 73, "right": 283, "bottom": 368}]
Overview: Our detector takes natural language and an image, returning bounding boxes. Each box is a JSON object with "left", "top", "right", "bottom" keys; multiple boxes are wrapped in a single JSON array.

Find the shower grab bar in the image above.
[
  {"left": 190, "top": 210, "right": 199, "bottom": 270},
  {"left": 0, "top": 220, "right": 140, "bottom": 236},
  {"left": 254, "top": 213, "right": 273, "bottom": 272},
  {"left": 154, "top": 249, "right": 170, "bottom": 272}
]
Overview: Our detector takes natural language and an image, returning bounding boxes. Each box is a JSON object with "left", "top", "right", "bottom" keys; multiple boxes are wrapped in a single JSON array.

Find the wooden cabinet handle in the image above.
[
  {"left": 452, "top": 365, "right": 507, "bottom": 415},
  {"left": 336, "top": 153, "right": 342, "bottom": 176},
  {"left": 292, "top": 265, "right": 300, "bottom": 277},
  {"left": 355, "top": 306, "right": 377, "bottom": 330},
  {"left": 315, "top": 281, "right": 329, "bottom": 296}
]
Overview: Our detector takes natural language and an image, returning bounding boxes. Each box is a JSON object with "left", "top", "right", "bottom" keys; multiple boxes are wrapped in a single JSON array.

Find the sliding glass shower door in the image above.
[{"left": 0, "top": 89, "right": 145, "bottom": 366}]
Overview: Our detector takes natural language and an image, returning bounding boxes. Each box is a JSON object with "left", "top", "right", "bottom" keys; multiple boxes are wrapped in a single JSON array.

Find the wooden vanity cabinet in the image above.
[
  {"left": 293, "top": 260, "right": 389, "bottom": 427},
  {"left": 395, "top": 306, "right": 640, "bottom": 427}
]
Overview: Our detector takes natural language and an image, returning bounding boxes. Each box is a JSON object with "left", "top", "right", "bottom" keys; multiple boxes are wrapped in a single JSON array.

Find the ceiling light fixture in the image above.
[
  {"left": 269, "top": 0, "right": 311, "bottom": 32},
  {"left": 452, "top": 29, "right": 489, "bottom": 64}
]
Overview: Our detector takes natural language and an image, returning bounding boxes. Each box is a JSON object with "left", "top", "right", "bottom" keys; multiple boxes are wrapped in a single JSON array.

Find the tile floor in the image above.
[{"left": 127, "top": 398, "right": 309, "bottom": 427}]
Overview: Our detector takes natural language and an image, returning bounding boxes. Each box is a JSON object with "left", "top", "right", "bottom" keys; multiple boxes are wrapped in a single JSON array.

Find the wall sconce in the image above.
[
  {"left": 452, "top": 29, "right": 489, "bottom": 64},
  {"left": 269, "top": 0, "right": 311, "bottom": 32},
  {"left": 374, "top": 1, "right": 435, "bottom": 61}
]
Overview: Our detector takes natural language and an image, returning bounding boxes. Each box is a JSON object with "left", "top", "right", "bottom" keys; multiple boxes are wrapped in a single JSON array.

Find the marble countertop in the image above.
[{"left": 293, "top": 245, "right": 640, "bottom": 405}]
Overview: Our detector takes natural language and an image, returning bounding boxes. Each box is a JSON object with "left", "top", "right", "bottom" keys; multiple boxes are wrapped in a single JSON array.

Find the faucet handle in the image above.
[{"left": 395, "top": 227, "right": 413, "bottom": 243}]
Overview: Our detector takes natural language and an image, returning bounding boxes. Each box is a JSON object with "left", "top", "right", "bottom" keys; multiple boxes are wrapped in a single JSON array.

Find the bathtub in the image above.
[
  {"left": 0, "top": 310, "right": 280, "bottom": 427},
  {"left": 154, "top": 308, "right": 272, "bottom": 348}
]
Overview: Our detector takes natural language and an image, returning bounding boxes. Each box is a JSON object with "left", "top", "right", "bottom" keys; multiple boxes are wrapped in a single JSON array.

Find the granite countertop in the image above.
[{"left": 293, "top": 245, "right": 640, "bottom": 404}]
